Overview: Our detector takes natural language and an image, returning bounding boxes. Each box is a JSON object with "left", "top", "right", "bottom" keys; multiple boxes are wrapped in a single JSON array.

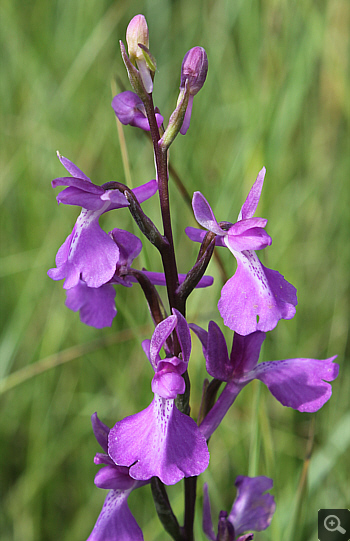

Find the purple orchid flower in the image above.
[
  {"left": 203, "top": 476, "right": 276, "bottom": 541},
  {"left": 186, "top": 168, "right": 298, "bottom": 335},
  {"left": 87, "top": 413, "right": 148, "bottom": 541},
  {"left": 190, "top": 321, "right": 338, "bottom": 440},
  {"left": 64, "top": 228, "right": 213, "bottom": 328},
  {"left": 112, "top": 91, "right": 163, "bottom": 131},
  {"left": 108, "top": 309, "right": 210, "bottom": 485},
  {"left": 47, "top": 153, "right": 157, "bottom": 290}
]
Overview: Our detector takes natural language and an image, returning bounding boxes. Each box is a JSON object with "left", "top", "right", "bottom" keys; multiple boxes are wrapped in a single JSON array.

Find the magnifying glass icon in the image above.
[{"left": 324, "top": 515, "right": 346, "bottom": 534}]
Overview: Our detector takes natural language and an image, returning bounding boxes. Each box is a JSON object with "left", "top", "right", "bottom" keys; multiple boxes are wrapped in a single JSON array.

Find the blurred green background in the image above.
[{"left": 1, "top": 0, "right": 349, "bottom": 539}]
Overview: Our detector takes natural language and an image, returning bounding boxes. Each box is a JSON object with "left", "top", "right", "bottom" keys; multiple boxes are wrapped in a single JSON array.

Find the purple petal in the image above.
[
  {"left": 108, "top": 395, "right": 209, "bottom": 485},
  {"left": 225, "top": 224, "right": 272, "bottom": 252},
  {"left": 150, "top": 315, "right": 177, "bottom": 368},
  {"left": 57, "top": 152, "right": 90, "bottom": 181},
  {"left": 135, "top": 270, "right": 213, "bottom": 288},
  {"left": 199, "top": 380, "right": 243, "bottom": 440},
  {"left": 132, "top": 179, "right": 158, "bottom": 204},
  {"left": 229, "top": 331, "right": 266, "bottom": 376},
  {"left": 86, "top": 489, "right": 144, "bottom": 541},
  {"left": 56, "top": 187, "right": 106, "bottom": 210},
  {"left": 229, "top": 476, "right": 276, "bottom": 536},
  {"left": 185, "top": 227, "right": 227, "bottom": 247},
  {"left": 94, "top": 465, "right": 136, "bottom": 491},
  {"left": 52, "top": 177, "right": 104, "bottom": 194},
  {"left": 252, "top": 356, "right": 339, "bottom": 412},
  {"left": 65, "top": 281, "right": 117, "bottom": 328},
  {"left": 112, "top": 91, "right": 164, "bottom": 131},
  {"left": 202, "top": 484, "right": 217, "bottom": 541},
  {"left": 238, "top": 168, "right": 266, "bottom": 221},
  {"left": 110, "top": 229, "right": 142, "bottom": 268},
  {"left": 180, "top": 94, "right": 194, "bottom": 135},
  {"left": 206, "top": 321, "right": 231, "bottom": 380},
  {"left": 173, "top": 309, "right": 191, "bottom": 364},
  {"left": 192, "top": 192, "right": 226, "bottom": 236},
  {"left": 91, "top": 413, "right": 110, "bottom": 453},
  {"left": 48, "top": 211, "right": 120, "bottom": 289},
  {"left": 152, "top": 367, "right": 186, "bottom": 399},
  {"left": 218, "top": 251, "right": 297, "bottom": 335}
]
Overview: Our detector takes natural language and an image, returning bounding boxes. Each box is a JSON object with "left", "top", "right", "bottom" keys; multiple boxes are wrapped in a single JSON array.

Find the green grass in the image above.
[{"left": 1, "top": 0, "right": 349, "bottom": 539}]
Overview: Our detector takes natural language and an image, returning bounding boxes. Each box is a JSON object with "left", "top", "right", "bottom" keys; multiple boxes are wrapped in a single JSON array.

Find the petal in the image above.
[
  {"left": 238, "top": 168, "right": 266, "bottom": 221},
  {"left": 50, "top": 210, "right": 120, "bottom": 289},
  {"left": 132, "top": 179, "right": 158, "bottom": 204},
  {"left": 218, "top": 250, "right": 297, "bottom": 335},
  {"left": 173, "top": 308, "right": 191, "bottom": 364},
  {"left": 192, "top": 192, "right": 226, "bottom": 235},
  {"left": 108, "top": 395, "right": 209, "bottom": 485},
  {"left": 252, "top": 356, "right": 339, "bottom": 412},
  {"left": 202, "top": 484, "right": 217, "bottom": 541},
  {"left": 57, "top": 152, "right": 90, "bottom": 181},
  {"left": 110, "top": 229, "right": 142, "bottom": 268},
  {"left": 228, "top": 476, "right": 275, "bottom": 536},
  {"left": 137, "top": 270, "right": 214, "bottom": 288},
  {"left": 206, "top": 321, "right": 231, "bottom": 380},
  {"left": 65, "top": 281, "right": 117, "bottom": 328},
  {"left": 225, "top": 227, "right": 272, "bottom": 252},
  {"left": 199, "top": 380, "right": 243, "bottom": 440},
  {"left": 230, "top": 331, "right": 266, "bottom": 376},
  {"left": 52, "top": 176, "right": 103, "bottom": 194},
  {"left": 91, "top": 413, "right": 110, "bottom": 453},
  {"left": 185, "top": 227, "right": 227, "bottom": 247},
  {"left": 56, "top": 187, "right": 105, "bottom": 210},
  {"left": 180, "top": 94, "right": 194, "bottom": 135},
  {"left": 86, "top": 489, "right": 144, "bottom": 541},
  {"left": 150, "top": 315, "right": 177, "bottom": 368},
  {"left": 152, "top": 369, "right": 186, "bottom": 399},
  {"left": 94, "top": 465, "right": 136, "bottom": 491}
]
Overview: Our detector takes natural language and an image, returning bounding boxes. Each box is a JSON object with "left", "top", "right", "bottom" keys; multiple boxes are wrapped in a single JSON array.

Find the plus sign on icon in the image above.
[{"left": 318, "top": 509, "right": 350, "bottom": 541}]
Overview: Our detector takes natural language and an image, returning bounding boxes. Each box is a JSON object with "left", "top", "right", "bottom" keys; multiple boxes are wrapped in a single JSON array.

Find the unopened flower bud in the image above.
[
  {"left": 125, "top": 14, "right": 153, "bottom": 94},
  {"left": 126, "top": 14, "right": 149, "bottom": 63},
  {"left": 180, "top": 46, "right": 208, "bottom": 96}
]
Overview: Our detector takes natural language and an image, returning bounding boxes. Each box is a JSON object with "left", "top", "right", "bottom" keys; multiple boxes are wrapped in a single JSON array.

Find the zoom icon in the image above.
[{"left": 319, "top": 509, "right": 350, "bottom": 541}]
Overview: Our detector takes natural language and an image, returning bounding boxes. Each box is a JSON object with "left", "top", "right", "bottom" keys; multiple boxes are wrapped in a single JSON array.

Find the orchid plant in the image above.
[{"left": 48, "top": 14, "right": 338, "bottom": 541}]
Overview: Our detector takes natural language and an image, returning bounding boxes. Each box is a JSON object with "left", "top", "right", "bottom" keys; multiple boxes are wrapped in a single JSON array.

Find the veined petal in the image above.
[
  {"left": 150, "top": 316, "right": 177, "bottom": 368},
  {"left": 48, "top": 210, "right": 120, "bottom": 289},
  {"left": 86, "top": 489, "right": 144, "bottom": 541},
  {"left": 238, "top": 167, "right": 266, "bottom": 221},
  {"left": 108, "top": 394, "right": 209, "bottom": 485},
  {"left": 218, "top": 250, "right": 297, "bottom": 335},
  {"left": 252, "top": 356, "right": 339, "bottom": 412},
  {"left": 192, "top": 192, "right": 226, "bottom": 235}
]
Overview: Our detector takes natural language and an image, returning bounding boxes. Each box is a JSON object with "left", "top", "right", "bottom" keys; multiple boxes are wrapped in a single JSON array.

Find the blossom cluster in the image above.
[{"left": 48, "top": 14, "right": 338, "bottom": 541}]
